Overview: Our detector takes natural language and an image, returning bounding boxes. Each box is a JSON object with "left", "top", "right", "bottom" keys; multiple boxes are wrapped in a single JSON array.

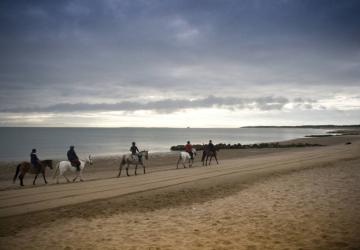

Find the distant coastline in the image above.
[{"left": 241, "top": 125, "right": 360, "bottom": 129}]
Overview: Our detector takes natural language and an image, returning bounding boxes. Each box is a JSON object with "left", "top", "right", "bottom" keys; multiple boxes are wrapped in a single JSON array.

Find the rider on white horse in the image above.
[
  {"left": 130, "top": 142, "right": 141, "bottom": 162},
  {"left": 67, "top": 145, "right": 81, "bottom": 171},
  {"left": 185, "top": 141, "right": 194, "bottom": 160}
]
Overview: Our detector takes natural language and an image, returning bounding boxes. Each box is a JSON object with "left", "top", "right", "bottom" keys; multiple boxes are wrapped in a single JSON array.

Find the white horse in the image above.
[
  {"left": 117, "top": 150, "right": 149, "bottom": 177},
  {"left": 53, "top": 155, "right": 93, "bottom": 184},
  {"left": 177, "top": 148, "right": 196, "bottom": 168}
]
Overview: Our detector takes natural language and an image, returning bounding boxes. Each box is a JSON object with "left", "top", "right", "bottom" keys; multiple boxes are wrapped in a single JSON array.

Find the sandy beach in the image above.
[{"left": 0, "top": 134, "right": 359, "bottom": 249}]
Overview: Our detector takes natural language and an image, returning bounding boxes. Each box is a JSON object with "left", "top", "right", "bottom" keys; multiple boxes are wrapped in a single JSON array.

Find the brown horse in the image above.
[
  {"left": 202, "top": 150, "right": 219, "bottom": 166},
  {"left": 13, "top": 160, "right": 53, "bottom": 186}
]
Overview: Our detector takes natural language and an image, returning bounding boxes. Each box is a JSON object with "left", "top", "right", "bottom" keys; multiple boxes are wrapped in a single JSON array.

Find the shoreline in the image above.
[
  {"left": 0, "top": 126, "right": 340, "bottom": 162},
  {"left": 0, "top": 128, "right": 351, "bottom": 164},
  {"left": 0, "top": 133, "right": 358, "bottom": 183}
]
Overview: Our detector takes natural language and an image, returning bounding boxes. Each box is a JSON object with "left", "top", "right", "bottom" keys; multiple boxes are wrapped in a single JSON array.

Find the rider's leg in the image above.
[{"left": 76, "top": 161, "right": 81, "bottom": 171}]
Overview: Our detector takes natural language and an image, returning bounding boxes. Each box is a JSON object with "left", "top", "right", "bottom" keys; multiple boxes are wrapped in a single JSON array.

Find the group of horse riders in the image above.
[
  {"left": 29, "top": 140, "right": 216, "bottom": 172},
  {"left": 17, "top": 140, "right": 217, "bottom": 186},
  {"left": 30, "top": 145, "right": 81, "bottom": 172},
  {"left": 184, "top": 139, "right": 217, "bottom": 161},
  {"left": 29, "top": 142, "right": 144, "bottom": 172}
]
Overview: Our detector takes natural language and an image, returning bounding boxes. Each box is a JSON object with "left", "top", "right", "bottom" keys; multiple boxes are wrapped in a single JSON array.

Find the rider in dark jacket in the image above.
[
  {"left": 201, "top": 140, "right": 216, "bottom": 162},
  {"left": 130, "top": 142, "right": 140, "bottom": 161},
  {"left": 30, "top": 148, "right": 41, "bottom": 172},
  {"left": 208, "top": 140, "right": 216, "bottom": 152},
  {"left": 67, "top": 145, "right": 81, "bottom": 171}
]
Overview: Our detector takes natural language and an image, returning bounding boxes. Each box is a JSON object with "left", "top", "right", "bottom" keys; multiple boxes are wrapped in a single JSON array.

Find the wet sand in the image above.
[{"left": 0, "top": 135, "right": 359, "bottom": 249}]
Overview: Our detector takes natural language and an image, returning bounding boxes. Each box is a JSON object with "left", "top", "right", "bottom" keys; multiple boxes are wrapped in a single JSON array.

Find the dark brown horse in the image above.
[
  {"left": 13, "top": 160, "right": 53, "bottom": 186},
  {"left": 202, "top": 150, "right": 219, "bottom": 166}
]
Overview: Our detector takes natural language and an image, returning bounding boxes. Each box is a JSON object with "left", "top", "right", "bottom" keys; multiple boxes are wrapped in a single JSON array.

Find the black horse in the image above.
[
  {"left": 202, "top": 148, "right": 219, "bottom": 166},
  {"left": 13, "top": 160, "right": 53, "bottom": 186}
]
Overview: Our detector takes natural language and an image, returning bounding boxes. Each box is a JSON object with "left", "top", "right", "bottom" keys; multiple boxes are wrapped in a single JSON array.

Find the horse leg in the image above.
[
  {"left": 118, "top": 164, "right": 123, "bottom": 177},
  {"left": 126, "top": 163, "right": 130, "bottom": 176},
  {"left": 201, "top": 152, "right": 207, "bottom": 166},
  {"left": 214, "top": 155, "right": 219, "bottom": 164},
  {"left": 33, "top": 174, "right": 38, "bottom": 185},
  {"left": 80, "top": 170, "right": 84, "bottom": 182},
  {"left": 143, "top": 164, "right": 146, "bottom": 174},
  {"left": 63, "top": 172, "right": 71, "bottom": 183},
  {"left": 19, "top": 174, "right": 24, "bottom": 186},
  {"left": 42, "top": 171, "right": 48, "bottom": 184},
  {"left": 73, "top": 170, "right": 80, "bottom": 182},
  {"left": 209, "top": 156, "right": 213, "bottom": 166},
  {"left": 176, "top": 157, "right": 181, "bottom": 169}
]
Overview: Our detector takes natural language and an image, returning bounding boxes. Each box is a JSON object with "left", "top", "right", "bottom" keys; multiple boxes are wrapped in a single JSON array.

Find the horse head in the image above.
[
  {"left": 192, "top": 148, "right": 197, "bottom": 156},
  {"left": 140, "top": 150, "right": 149, "bottom": 160},
  {"left": 88, "top": 154, "right": 94, "bottom": 165}
]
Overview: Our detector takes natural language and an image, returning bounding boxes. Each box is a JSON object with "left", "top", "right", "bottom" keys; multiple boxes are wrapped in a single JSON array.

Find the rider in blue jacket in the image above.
[
  {"left": 30, "top": 148, "right": 41, "bottom": 172},
  {"left": 67, "top": 145, "right": 81, "bottom": 171}
]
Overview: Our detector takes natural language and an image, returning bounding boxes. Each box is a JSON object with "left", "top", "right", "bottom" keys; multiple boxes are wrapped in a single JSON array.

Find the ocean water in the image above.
[{"left": 0, "top": 127, "right": 327, "bottom": 161}]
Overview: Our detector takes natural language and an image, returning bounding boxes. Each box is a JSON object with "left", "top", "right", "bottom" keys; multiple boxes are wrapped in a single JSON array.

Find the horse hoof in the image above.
[{"left": 80, "top": 179, "right": 84, "bottom": 182}]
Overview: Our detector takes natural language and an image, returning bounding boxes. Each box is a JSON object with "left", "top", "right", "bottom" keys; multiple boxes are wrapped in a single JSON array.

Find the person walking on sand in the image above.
[
  {"left": 130, "top": 142, "right": 140, "bottom": 161},
  {"left": 185, "top": 141, "right": 194, "bottom": 160},
  {"left": 30, "top": 148, "right": 41, "bottom": 172},
  {"left": 67, "top": 145, "right": 81, "bottom": 171}
]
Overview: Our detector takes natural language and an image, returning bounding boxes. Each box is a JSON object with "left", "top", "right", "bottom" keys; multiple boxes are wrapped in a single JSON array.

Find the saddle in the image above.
[
  {"left": 131, "top": 154, "right": 142, "bottom": 162},
  {"left": 70, "top": 160, "right": 80, "bottom": 167},
  {"left": 31, "top": 163, "right": 41, "bottom": 172}
]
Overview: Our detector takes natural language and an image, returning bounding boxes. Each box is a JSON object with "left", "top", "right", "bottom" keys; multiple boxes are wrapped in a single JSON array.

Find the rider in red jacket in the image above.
[{"left": 184, "top": 141, "right": 194, "bottom": 159}]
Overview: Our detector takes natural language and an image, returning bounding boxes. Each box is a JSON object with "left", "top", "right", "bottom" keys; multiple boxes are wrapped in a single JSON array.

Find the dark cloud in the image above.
[
  {"left": 0, "top": 0, "right": 359, "bottom": 125},
  {"left": 0, "top": 95, "right": 294, "bottom": 113}
]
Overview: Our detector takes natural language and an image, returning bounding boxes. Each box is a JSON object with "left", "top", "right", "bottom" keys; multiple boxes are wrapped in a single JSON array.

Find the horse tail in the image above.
[
  {"left": 13, "top": 164, "right": 21, "bottom": 183},
  {"left": 52, "top": 162, "right": 60, "bottom": 179}
]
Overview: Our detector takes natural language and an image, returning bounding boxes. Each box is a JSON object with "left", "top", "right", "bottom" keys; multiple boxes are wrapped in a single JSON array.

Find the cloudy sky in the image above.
[{"left": 0, "top": 0, "right": 359, "bottom": 127}]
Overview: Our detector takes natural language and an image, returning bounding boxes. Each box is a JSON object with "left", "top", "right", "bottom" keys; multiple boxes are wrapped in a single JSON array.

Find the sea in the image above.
[{"left": 0, "top": 127, "right": 327, "bottom": 161}]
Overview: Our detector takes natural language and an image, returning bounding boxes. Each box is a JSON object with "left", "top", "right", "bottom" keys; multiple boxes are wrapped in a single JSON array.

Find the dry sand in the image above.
[{"left": 0, "top": 135, "right": 359, "bottom": 249}]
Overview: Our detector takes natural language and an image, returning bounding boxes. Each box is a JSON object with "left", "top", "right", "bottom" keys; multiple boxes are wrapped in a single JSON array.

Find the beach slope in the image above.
[{"left": 0, "top": 135, "right": 359, "bottom": 249}]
